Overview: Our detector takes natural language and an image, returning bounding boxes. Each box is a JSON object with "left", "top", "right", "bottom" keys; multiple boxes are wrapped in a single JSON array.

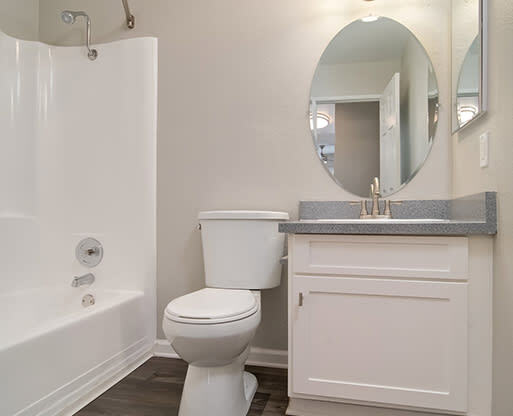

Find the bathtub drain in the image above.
[{"left": 82, "top": 294, "right": 95, "bottom": 307}]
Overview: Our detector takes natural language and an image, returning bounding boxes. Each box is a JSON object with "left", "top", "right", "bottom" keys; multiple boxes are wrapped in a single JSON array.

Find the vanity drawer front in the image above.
[
  {"left": 291, "top": 275, "right": 468, "bottom": 412},
  {"left": 292, "top": 235, "right": 468, "bottom": 280}
]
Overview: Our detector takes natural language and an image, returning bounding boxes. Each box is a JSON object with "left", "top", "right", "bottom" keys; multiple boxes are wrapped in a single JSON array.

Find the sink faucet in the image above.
[
  {"left": 351, "top": 177, "right": 402, "bottom": 219},
  {"left": 72, "top": 273, "right": 95, "bottom": 287},
  {"left": 370, "top": 177, "right": 381, "bottom": 217}
]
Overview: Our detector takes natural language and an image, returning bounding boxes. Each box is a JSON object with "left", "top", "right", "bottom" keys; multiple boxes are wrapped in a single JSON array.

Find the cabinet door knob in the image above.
[{"left": 299, "top": 292, "right": 304, "bottom": 307}]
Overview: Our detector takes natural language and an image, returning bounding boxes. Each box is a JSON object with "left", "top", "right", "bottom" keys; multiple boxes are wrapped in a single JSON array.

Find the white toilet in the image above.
[{"left": 162, "top": 210, "right": 289, "bottom": 416}]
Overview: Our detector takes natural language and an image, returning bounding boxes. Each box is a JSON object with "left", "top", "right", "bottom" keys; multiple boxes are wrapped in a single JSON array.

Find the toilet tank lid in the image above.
[{"left": 198, "top": 210, "right": 289, "bottom": 220}]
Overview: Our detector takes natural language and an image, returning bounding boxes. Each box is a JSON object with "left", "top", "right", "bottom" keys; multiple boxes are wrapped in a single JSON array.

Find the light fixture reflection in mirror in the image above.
[
  {"left": 361, "top": 15, "right": 380, "bottom": 23},
  {"left": 458, "top": 105, "right": 478, "bottom": 125},
  {"left": 309, "top": 112, "right": 331, "bottom": 130},
  {"left": 309, "top": 17, "right": 439, "bottom": 198},
  {"left": 454, "top": 35, "right": 483, "bottom": 130}
]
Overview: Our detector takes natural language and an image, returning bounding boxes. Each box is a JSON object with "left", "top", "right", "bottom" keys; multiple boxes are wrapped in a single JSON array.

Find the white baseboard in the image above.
[
  {"left": 286, "top": 397, "right": 453, "bottom": 416},
  {"left": 153, "top": 338, "right": 181, "bottom": 359},
  {"left": 56, "top": 346, "right": 152, "bottom": 416},
  {"left": 247, "top": 346, "right": 288, "bottom": 369},
  {"left": 16, "top": 338, "right": 153, "bottom": 416},
  {"left": 153, "top": 339, "right": 288, "bottom": 369}
]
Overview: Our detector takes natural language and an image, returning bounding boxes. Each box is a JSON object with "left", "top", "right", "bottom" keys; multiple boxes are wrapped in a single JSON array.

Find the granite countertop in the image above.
[{"left": 279, "top": 192, "right": 497, "bottom": 236}]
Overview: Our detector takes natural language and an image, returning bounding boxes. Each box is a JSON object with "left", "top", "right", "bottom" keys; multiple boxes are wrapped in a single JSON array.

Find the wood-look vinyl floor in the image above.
[{"left": 75, "top": 357, "right": 288, "bottom": 416}]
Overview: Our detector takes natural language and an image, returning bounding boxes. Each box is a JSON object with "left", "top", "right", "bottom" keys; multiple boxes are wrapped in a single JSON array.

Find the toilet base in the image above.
[{"left": 178, "top": 361, "right": 258, "bottom": 416}]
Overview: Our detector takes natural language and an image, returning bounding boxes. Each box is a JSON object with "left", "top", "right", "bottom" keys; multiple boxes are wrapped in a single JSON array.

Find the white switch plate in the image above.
[{"left": 480, "top": 132, "right": 489, "bottom": 168}]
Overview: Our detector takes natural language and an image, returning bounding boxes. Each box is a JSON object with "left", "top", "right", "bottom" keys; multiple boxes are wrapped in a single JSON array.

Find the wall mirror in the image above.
[
  {"left": 310, "top": 17, "right": 439, "bottom": 198},
  {"left": 452, "top": 0, "right": 487, "bottom": 132}
]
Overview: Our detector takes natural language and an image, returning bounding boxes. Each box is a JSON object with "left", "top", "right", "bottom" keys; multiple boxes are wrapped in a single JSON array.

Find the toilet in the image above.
[{"left": 162, "top": 210, "right": 289, "bottom": 416}]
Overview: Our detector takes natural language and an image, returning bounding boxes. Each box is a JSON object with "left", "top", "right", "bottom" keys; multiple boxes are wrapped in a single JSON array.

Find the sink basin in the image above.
[{"left": 299, "top": 218, "right": 450, "bottom": 224}]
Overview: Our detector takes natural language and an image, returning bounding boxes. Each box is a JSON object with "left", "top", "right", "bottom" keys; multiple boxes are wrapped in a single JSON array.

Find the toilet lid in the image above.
[{"left": 165, "top": 288, "right": 258, "bottom": 324}]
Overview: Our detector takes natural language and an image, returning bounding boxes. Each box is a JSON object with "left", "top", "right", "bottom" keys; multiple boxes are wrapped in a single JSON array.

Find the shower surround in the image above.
[{"left": 0, "top": 30, "right": 157, "bottom": 416}]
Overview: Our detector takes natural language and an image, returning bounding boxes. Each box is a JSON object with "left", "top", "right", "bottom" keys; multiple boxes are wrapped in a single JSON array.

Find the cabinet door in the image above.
[{"left": 291, "top": 275, "right": 468, "bottom": 412}]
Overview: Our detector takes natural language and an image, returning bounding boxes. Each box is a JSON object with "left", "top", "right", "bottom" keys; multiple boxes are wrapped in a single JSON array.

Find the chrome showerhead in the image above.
[{"left": 61, "top": 10, "right": 83, "bottom": 24}]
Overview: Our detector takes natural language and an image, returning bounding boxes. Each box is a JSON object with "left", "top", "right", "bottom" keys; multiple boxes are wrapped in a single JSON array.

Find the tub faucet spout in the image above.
[{"left": 72, "top": 273, "right": 95, "bottom": 287}]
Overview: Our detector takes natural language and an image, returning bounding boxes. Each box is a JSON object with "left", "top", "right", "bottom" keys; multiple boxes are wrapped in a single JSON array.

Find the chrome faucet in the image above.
[
  {"left": 350, "top": 177, "right": 402, "bottom": 219},
  {"left": 370, "top": 177, "right": 381, "bottom": 217},
  {"left": 72, "top": 273, "right": 95, "bottom": 287}
]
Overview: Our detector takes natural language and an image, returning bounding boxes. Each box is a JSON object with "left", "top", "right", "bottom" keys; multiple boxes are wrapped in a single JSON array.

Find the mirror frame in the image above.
[
  {"left": 452, "top": 0, "right": 488, "bottom": 133},
  {"left": 309, "top": 17, "right": 440, "bottom": 198}
]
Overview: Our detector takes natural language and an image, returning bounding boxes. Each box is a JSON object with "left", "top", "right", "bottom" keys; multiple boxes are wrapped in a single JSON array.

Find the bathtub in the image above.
[
  {"left": 1, "top": 288, "right": 153, "bottom": 416},
  {"left": 0, "top": 29, "right": 157, "bottom": 416}
]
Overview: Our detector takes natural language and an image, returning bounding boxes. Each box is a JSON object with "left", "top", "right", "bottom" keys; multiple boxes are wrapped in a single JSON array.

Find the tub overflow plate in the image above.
[{"left": 82, "top": 294, "right": 95, "bottom": 307}]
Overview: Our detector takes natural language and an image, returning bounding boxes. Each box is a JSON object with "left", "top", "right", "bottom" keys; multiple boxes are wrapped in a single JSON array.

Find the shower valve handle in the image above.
[
  {"left": 76, "top": 238, "right": 103, "bottom": 267},
  {"left": 86, "top": 247, "right": 99, "bottom": 256}
]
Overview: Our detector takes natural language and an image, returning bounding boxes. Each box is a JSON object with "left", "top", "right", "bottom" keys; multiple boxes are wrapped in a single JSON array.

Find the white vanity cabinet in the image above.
[{"left": 287, "top": 234, "right": 493, "bottom": 416}]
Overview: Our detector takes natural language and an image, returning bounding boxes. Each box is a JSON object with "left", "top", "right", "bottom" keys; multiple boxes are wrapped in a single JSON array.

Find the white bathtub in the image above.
[
  {"left": 0, "top": 30, "right": 157, "bottom": 416},
  {"left": 0, "top": 288, "right": 153, "bottom": 416}
]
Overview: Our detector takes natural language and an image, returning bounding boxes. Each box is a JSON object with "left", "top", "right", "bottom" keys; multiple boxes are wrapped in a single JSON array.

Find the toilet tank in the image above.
[{"left": 198, "top": 210, "right": 289, "bottom": 289}]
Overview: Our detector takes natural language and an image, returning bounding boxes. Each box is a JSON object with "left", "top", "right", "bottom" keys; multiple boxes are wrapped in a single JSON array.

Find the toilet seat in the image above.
[{"left": 165, "top": 288, "right": 259, "bottom": 324}]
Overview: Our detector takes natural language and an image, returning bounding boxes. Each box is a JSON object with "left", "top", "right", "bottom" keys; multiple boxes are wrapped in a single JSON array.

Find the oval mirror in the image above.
[{"left": 310, "top": 17, "right": 439, "bottom": 198}]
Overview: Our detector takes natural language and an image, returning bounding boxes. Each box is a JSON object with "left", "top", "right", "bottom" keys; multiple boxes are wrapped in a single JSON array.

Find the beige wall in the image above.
[
  {"left": 334, "top": 102, "right": 380, "bottom": 196},
  {"left": 37, "top": 0, "right": 452, "bottom": 350},
  {"left": 452, "top": 1, "right": 513, "bottom": 415},
  {"left": 0, "top": 0, "right": 39, "bottom": 40}
]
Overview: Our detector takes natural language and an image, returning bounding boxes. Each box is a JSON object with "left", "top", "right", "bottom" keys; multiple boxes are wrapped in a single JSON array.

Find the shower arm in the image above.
[
  {"left": 83, "top": 14, "right": 98, "bottom": 60},
  {"left": 122, "top": 0, "right": 135, "bottom": 29},
  {"left": 63, "top": 11, "right": 97, "bottom": 60}
]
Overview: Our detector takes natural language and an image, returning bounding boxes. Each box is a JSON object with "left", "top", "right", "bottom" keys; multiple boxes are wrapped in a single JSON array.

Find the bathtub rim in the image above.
[{"left": 1, "top": 288, "right": 145, "bottom": 353}]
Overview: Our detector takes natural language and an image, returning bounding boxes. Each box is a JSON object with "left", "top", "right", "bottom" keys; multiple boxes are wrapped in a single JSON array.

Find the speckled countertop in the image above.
[{"left": 279, "top": 192, "right": 497, "bottom": 236}]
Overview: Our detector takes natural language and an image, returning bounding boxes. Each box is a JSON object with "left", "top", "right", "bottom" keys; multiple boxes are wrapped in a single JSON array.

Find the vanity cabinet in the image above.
[{"left": 287, "top": 234, "right": 493, "bottom": 416}]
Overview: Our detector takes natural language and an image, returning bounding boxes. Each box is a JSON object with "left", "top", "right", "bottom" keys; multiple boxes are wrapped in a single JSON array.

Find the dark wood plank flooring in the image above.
[{"left": 75, "top": 357, "right": 288, "bottom": 416}]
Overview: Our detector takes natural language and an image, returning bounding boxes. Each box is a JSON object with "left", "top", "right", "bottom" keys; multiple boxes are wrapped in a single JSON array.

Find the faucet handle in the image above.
[
  {"left": 384, "top": 200, "right": 403, "bottom": 218},
  {"left": 350, "top": 200, "right": 369, "bottom": 218}
]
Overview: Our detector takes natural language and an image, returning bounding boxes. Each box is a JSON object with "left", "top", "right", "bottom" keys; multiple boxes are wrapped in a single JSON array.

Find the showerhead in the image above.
[
  {"left": 61, "top": 10, "right": 79, "bottom": 24},
  {"left": 61, "top": 10, "right": 90, "bottom": 25}
]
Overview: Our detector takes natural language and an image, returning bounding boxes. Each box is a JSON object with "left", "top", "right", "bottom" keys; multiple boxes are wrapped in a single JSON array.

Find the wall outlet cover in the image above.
[{"left": 480, "top": 132, "right": 489, "bottom": 168}]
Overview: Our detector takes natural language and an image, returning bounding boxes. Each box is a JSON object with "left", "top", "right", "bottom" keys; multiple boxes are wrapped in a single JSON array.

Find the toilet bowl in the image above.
[
  {"left": 163, "top": 289, "right": 261, "bottom": 415},
  {"left": 162, "top": 210, "right": 289, "bottom": 416},
  {"left": 163, "top": 288, "right": 261, "bottom": 367}
]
